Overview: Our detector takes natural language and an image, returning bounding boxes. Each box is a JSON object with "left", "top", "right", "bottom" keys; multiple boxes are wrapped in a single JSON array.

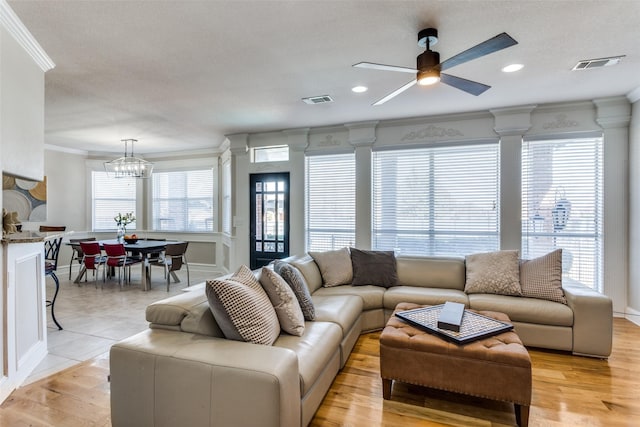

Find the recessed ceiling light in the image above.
[
  {"left": 352, "top": 85, "right": 368, "bottom": 93},
  {"left": 502, "top": 63, "right": 524, "bottom": 73}
]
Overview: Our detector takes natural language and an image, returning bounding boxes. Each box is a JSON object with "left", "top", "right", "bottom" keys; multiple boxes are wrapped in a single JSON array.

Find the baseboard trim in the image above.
[{"left": 625, "top": 307, "right": 640, "bottom": 327}]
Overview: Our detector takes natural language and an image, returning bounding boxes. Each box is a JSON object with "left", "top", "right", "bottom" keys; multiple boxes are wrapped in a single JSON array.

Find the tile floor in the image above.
[{"left": 26, "top": 263, "right": 221, "bottom": 385}]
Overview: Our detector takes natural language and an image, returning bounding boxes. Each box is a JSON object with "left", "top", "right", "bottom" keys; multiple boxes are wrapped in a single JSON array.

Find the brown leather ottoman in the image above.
[{"left": 380, "top": 302, "right": 532, "bottom": 427}]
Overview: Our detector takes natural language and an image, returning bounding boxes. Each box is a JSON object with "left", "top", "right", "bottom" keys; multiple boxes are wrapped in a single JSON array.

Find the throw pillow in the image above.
[
  {"left": 464, "top": 250, "right": 522, "bottom": 296},
  {"left": 309, "top": 247, "right": 352, "bottom": 287},
  {"left": 278, "top": 263, "right": 316, "bottom": 320},
  {"left": 520, "top": 249, "right": 566, "bottom": 304},
  {"left": 350, "top": 248, "right": 398, "bottom": 287},
  {"left": 206, "top": 265, "right": 280, "bottom": 346},
  {"left": 260, "top": 268, "right": 305, "bottom": 336}
]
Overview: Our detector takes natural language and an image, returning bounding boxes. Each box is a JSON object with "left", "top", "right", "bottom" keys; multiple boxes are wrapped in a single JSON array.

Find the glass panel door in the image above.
[{"left": 250, "top": 173, "right": 290, "bottom": 269}]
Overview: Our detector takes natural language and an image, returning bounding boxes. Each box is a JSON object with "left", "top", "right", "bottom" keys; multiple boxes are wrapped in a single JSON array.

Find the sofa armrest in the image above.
[
  {"left": 110, "top": 329, "right": 301, "bottom": 427},
  {"left": 563, "top": 281, "right": 612, "bottom": 358}
]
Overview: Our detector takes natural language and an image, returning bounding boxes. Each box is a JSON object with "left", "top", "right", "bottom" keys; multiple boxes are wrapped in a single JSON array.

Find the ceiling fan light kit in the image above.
[{"left": 354, "top": 27, "right": 518, "bottom": 105}]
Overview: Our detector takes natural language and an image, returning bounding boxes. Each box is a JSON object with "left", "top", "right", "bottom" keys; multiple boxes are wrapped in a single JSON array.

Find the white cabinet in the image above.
[{"left": 0, "top": 239, "right": 47, "bottom": 404}]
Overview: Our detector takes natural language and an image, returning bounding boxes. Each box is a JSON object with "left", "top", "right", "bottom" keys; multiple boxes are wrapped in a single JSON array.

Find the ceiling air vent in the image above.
[
  {"left": 572, "top": 55, "right": 625, "bottom": 71},
  {"left": 302, "top": 95, "right": 334, "bottom": 104}
]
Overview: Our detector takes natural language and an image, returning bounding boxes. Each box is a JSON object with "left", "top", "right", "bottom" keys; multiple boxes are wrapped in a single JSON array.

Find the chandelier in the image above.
[{"left": 104, "top": 139, "right": 154, "bottom": 179}]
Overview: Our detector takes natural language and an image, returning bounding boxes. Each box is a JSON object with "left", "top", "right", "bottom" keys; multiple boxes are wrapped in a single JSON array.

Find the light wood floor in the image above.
[{"left": 1, "top": 319, "right": 638, "bottom": 426}]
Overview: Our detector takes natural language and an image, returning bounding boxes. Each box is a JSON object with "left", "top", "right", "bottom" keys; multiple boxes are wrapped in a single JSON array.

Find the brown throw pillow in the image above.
[
  {"left": 464, "top": 250, "right": 522, "bottom": 296},
  {"left": 350, "top": 248, "right": 398, "bottom": 287},
  {"left": 520, "top": 249, "right": 566, "bottom": 304}
]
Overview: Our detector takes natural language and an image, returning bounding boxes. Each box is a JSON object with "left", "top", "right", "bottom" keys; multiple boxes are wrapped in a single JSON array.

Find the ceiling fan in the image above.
[{"left": 353, "top": 28, "right": 518, "bottom": 105}]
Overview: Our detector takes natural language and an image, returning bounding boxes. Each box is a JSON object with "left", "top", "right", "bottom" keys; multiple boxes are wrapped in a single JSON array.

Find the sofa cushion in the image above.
[
  {"left": 278, "top": 263, "right": 316, "bottom": 320},
  {"left": 350, "top": 248, "right": 398, "bottom": 287},
  {"left": 274, "top": 321, "right": 342, "bottom": 396},
  {"left": 260, "top": 268, "right": 305, "bottom": 336},
  {"left": 468, "top": 293, "right": 573, "bottom": 327},
  {"left": 287, "top": 255, "right": 323, "bottom": 293},
  {"left": 312, "top": 284, "right": 384, "bottom": 311},
  {"left": 396, "top": 256, "right": 465, "bottom": 290},
  {"left": 383, "top": 286, "right": 469, "bottom": 310},
  {"left": 206, "top": 267, "right": 281, "bottom": 345},
  {"left": 309, "top": 247, "right": 352, "bottom": 287},
  {"left": 312, "top": 295, "right": 363, "bottom": 337},
  {"left": 465, "top": 250, "right": 522, "bottom": 296},
  {"left": 520, "top": 249, "right": 566, "bottom": 304}
]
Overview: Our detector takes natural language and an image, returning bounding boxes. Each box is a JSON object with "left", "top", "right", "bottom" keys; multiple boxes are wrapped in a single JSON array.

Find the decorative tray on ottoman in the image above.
[{"left": 395, "top": 304, "right": 514, "bottom": 345}]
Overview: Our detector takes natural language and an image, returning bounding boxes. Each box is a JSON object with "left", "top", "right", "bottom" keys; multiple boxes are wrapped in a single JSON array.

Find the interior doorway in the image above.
[{"left": 249, "top": 172, "right": 290, "bottom": 269}]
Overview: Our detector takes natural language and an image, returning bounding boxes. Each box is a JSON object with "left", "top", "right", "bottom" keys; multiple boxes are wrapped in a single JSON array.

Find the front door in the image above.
[{"left": 250, "top": 173, "right": 290, "bottom": 269}]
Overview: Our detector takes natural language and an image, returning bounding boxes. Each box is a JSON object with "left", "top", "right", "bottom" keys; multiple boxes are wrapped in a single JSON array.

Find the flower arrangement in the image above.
[{"left": 114, "top": 212, "right": 135, "bottom": 228}]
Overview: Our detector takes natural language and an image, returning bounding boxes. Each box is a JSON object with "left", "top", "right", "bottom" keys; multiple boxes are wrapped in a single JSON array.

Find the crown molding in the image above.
[
  {"left": 627, "top": 86, "right": 640, "bottom": 104},
  {"left": 44, "top": 143, "right": 88, "bottom": 156},
  {"left": 0, "top": 0, "right": 55, "bottom": 72}
]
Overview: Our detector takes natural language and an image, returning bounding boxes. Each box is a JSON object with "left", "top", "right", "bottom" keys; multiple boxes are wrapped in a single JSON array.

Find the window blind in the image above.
[
  {"left": 152, "top": 169, "right": 215, "bottom": 232},
  {"left": 92, "top": 171, "right": 137, "bottom": 231},
  {"left": 372, "top": 142, "right": 500, "bottom": 256},
  {"left": 522, "top": 137, "right": 603, "bottom": 291},
  {"left": 222, "top": 162, "right": 232, "bottom": 234},
  {"left": 305, "top": 153, "right": 356, "bottom": 252}
]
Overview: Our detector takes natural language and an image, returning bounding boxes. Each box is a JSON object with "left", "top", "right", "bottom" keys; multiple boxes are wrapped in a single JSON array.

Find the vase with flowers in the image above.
[{"left": 114, "top": 212, "right": 135, "bottom": 243}]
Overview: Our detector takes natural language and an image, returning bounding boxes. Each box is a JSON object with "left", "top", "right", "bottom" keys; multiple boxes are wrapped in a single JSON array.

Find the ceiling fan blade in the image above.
[
  {"left": 441, "top": 73, "right": 490, "bottom": 96},
  {"left": 439, "top": 32, "right": 518, "bottom": 71},
  {"left": 353, "top": 62, "right": 417, "bottom": 74},
  {"left": 373, "top": 79, "right": 417, "bottom": 105}
]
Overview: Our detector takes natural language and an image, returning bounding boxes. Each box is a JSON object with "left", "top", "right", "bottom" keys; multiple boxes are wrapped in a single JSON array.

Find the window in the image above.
[
  {"left": 252, "top": 145, "right": 289, "bottom": 163},
  {"left": 152, "top": 169, "right": 215, "bottom": 232},
  {"left": 305, "top": 153, "right": 355, "bottom": 251},
  {"left": 522, "top": 136, "right": 603, "bottom": 291},
  {"left": 92, "top": 171, "right": 137, "bottom": 231},
  {"left": 372, "top": 142, "right": 500, "bottom": 256},
  {"left": 222, "top": 161, "right": 232, "bottom": 234}
]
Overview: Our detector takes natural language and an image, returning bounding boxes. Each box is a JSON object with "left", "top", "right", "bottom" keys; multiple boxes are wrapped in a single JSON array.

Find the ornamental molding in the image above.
[
  {"left": 318, "top": 135, "right": 342, "bottom": 147},
  {"left": 542, "top": 114, "right": 579, "bottom": 130},
  {"left": 401, "top": 125, "right": 464, "bottom": 141},
  {"left": 0, "top": 1, "right": 55, "bottom": 71}
]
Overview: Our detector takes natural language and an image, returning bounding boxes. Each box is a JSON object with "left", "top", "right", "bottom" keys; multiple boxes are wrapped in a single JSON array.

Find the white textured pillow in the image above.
[
  {"left": 309, "top": 247, "right": 353, "bottom": 287},
  {"left": 205, "top": 265, "right": 280, "bottom": 345},
  {"left": 260, "top": 268, "right": 305, "bottom": 336},
  {"left": 464, "top": 250, "right": 522, "bottom": 296},
  {"left": 520, "top": 249, "right": 566, "bottom": 304}
]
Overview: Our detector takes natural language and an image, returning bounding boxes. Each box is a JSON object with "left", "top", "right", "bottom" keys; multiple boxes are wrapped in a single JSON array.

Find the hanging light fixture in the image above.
[{"left": 104, "top": 139, "right": 154, "bottom": 179}]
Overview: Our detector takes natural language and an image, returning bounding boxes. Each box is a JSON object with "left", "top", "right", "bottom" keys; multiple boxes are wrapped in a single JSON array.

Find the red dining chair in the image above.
[
  {"left": 80, "top": 241, "right": 106, "bottom": 288},
  {"left": 103, "top": 243, "right": 142, "bottom": 288}
]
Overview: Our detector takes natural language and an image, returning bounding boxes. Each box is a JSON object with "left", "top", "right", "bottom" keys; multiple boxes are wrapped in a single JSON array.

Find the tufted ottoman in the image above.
[{"left": 380, "top": 302, "right": 532, "bottom": 427}]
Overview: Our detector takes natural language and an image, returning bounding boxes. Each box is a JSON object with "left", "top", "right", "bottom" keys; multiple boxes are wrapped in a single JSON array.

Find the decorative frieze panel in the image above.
[{"left": 401, "top": 124, "right": 464, "bottom": 141}]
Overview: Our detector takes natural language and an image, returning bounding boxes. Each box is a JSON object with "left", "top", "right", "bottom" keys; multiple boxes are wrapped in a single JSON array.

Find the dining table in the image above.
[{"left": 71, "top": 239, "right": 183, "bottom": 291}]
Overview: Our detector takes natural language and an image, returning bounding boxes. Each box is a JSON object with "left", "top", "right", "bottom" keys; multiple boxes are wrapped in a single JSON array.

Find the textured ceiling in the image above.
[{"left": 7, "top": 0, "right": 640, "bottom": 154}]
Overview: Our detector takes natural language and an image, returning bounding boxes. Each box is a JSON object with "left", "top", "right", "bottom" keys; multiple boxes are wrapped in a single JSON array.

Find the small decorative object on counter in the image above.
[{"left": 2, "top": 208, "right": 20, "bottom": 237}]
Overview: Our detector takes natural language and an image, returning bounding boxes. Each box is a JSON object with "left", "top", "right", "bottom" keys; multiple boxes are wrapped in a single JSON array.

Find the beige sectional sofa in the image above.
[{"left": 110, "top": 254, "right": 612, "bottom": 427}]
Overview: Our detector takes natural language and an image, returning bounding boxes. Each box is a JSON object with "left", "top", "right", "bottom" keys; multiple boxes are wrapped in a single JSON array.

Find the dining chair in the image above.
[
  {"left": 39, "top": 225, "right": 67, "bottom": 232},
  {"left": 69, "top": 237, "right": 97, "bottom": 279},
  {"left": 44, "top": 236, "right": 64, "bottom": 330},
  {"left": 149, "top": 242, "right": 190, "bottom": 291},
  {"left": 80, "top": 241, "right": 106, "bottom": 288},
  {"left": 104, "top": 243, "right": 142, "bottom": 288}
]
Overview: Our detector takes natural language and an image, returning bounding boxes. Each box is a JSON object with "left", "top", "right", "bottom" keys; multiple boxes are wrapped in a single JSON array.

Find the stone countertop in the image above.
[{"left": 1, "top": 231, "right": 68, "bottom": 244}]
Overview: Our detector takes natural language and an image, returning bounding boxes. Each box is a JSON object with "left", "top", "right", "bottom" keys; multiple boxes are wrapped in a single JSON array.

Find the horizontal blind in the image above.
[
  {"left": 522, "top": 137, "right": 603, "bottom": 291},
  {"left": 92, "top": 171, "right": 137, "bottom": 230},
  {"left": 372, "top": 142, "right": 499, "bottom": 256},
  {"left": 305, "top": 153, "right": 355, "bottom": 252},
  {"left": 152, "top": 169, "right": 215, "bottom": 232}
]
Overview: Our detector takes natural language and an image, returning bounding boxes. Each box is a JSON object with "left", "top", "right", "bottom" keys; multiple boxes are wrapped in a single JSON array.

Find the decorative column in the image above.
[
  {"left": 346, "top": 121, "right": 378, "bottom": 249},
  {"left": 282, "top": 128, "right": 309, "bottom": 257},
  {"left": 594, "top": 96, "right": 631, "bottom": 315},
  {"left": 491, "top": 106, "right": 535, "bottom": 251},
  {"left": 226, "top": 133, "right": 250, "bottom": 269}
]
